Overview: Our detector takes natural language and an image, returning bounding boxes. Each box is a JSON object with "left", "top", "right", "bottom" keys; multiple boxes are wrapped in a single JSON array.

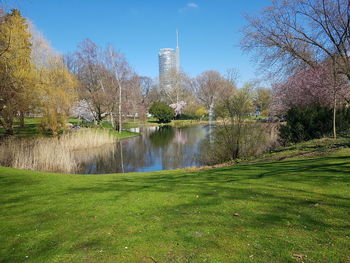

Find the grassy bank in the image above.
[
  {"left": 0, "top": 118, "right": 42, "bottom": 137},
  {"left": 0, "top": 118, "right": 139, "bottom": 140},
  {"left": 0, "top": 142, "right": 349, "bottom": 262}
]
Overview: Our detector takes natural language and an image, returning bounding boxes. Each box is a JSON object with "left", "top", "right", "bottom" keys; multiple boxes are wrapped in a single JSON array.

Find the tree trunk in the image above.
[
  {"left": 208, "top": 103, "right": 214, "bottom": 126},
  {"left": 19, "top": 111, "right": 25, "bottom": 128},
  {"left": 332, "top": 64, "right": 337, "bottom": 140},
  {"left": 333, "top": 95, "right": 337, "bottom": 140},
  {"left": 118, "top": 84, "right": 122, "bottom": 133},
  {"left": 1, "top": 117, "right": 14, "bottom": 135},
  {"left": 110, "top": 112, "right": 115, "bottom": 129},
  {"left": 5, "top": 127, "right": 14, "bottom": 135},
  {"left": 234, "top": 124, "right": 241, "bottom": 159}
]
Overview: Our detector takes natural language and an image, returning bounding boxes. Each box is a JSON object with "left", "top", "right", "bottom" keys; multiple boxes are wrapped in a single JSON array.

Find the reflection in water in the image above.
[{"left": 75, "top": 125, "right": 209, "bottom": 174}]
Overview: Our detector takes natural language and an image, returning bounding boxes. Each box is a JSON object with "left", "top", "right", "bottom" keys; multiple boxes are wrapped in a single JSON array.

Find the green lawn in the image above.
[
  {"left": 108, "top": 129, "right": 139, "bottom": 139},
  {"left": 0, "top": 118, "right": 139, "bottom": 140},
  {"left": 0, "top": 117, "right": 42, "bottom": 137},
  {"left": 0, "top": 147, "right": 349, "bottom": 262}
]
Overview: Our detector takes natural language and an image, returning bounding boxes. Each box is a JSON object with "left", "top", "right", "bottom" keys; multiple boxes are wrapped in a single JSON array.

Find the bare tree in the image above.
[
  {"left": 103, "top": 45, "right": 132, "bottom": 133},
  {"left": 74, "top": 39, "right": 114, "bottom": 124},
  {"left": 160, "top": 69, "right": 191, "bottom": 104},
  {"left": 242, "top": 0, "right": 350, "bottom": 80},
  {"left": 242, "top": 0, "right": 350, "bottom": 138},
  {"left": 192, "top": 70, "right": 235, "bottom": 125}
]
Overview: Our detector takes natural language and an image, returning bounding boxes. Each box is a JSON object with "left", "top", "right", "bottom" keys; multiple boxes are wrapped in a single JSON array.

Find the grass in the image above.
[
  {"left": 108, "top": 129, "right": 139, "bottom": 139},
  {"left": 0, "top": 142, "right": 349, "bottom": 262},
  {"left": 243, "top": 137, "right": 350, "bottom": 163},
  {"left": 0, "top": 118, "right": 139, "bottom": 140},
  {"left": 0, "top": 118, "right": 42, "bottom": 137}
]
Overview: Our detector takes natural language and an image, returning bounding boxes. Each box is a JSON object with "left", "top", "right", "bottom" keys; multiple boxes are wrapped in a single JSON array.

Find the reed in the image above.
[{"left": 0, "top": 129, "right": 116, "bottom": 173}]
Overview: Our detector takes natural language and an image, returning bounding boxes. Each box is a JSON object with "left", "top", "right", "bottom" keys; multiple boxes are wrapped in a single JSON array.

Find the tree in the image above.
[
  {"left": 30, "top": 23, "right": 77, "bottom": 135},
  {"left": 192, "top": 70, "right": 235, "bottom": 124},
  {"left": 160, "top": 69, "right": 191, "bottom": 105},
  {"left": 253, "top": 88, "right": 271, "bottom": 116},
  {"left": 242, "top": 0, "right": 350, "bottom": 81},
  {"left": 70, "top": 99, "right": 94, "bottom": 122},
  {"left": 242, "top": 0, "right": 350, "bottom": 138},
  {"left": 218, "top": 84, "right": 256, "bottom": 158},
  {"left": 74, "top": 39, "right": 113, "bottom": 125},
  {"left": 0, "top": 9, "right": 33, "bottom": 134},
  {"left": 149, "top": 102, "right": 175, "bottom": 123},
  {"left": 169, "top": 101, "right": 186, "bottom": 116},
  {"left": 103, "top": 45, "right": 133, "bottom": 132},
  {"left": 272, "top": 62, "right": 349, "bottom": 138},
  {"left": 199, "top": 85, "right": 268, "bottom": 164},
  {"left": 38, "top": 56, "right": 77, "bottom": 135}
]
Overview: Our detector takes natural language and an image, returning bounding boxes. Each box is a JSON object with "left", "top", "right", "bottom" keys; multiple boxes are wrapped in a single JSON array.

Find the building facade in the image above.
[{"left": 158, "top": 31, "right": 180, "bottom": 90}]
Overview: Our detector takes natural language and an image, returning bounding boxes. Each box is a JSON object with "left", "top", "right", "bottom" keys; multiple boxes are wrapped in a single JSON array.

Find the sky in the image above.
[{"left": 8, "top": 0, "right": 271, "bottom": 85}]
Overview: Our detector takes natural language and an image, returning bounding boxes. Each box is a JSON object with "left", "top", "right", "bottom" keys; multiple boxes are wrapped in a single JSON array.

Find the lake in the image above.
[{"left": 75, "top": 125, "right": 210, "bottom": 174}]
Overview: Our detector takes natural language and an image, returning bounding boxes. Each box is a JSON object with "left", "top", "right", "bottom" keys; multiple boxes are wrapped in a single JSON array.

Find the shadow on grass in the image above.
[
  {"left": 64, "top": 154, "right": 350, "bottom": 228},
  {"left": 0, "top": 153, "right": 349, "bottom": 262}
]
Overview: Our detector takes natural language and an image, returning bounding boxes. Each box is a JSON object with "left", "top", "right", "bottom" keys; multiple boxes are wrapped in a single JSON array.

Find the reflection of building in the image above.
[{"left": 158, "top": 31, "right": 180, "bottom": 89}]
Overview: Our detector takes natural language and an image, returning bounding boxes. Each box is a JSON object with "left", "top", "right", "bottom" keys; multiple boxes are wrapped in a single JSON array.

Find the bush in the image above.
[
  {"left": 182, "top": 105, "right": 207, "bottom": 120},
  {"left": 279, "top": 104, "right": 350, "bottom": 144},
  {"left": 40, "top": 109, "right": 66, "bottom": 135},
  {"left": 149, "top": 102, "right": 175, "bottom": 123},
  {"left": 198, "top": 123, "right": 276, "bottom": 165}
]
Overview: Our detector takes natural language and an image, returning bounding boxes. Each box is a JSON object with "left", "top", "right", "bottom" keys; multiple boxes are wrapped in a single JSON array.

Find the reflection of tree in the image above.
[
  {"left": 161, "top": 126, "right": 207, "bottom": 170},
  {"left": 74, "top": 125, "right": 210, "bottom": 173},
  {"left": 172, "top": 129, "right": 188, "bottom": 144},
  {"left": 149, "top": 126, "right": 175, "bottom": 147}
]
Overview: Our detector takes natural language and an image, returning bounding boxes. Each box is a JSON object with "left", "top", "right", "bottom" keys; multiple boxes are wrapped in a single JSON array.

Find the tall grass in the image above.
[{"left": 0, "top": 129, "right": 117, "bottom": 173}]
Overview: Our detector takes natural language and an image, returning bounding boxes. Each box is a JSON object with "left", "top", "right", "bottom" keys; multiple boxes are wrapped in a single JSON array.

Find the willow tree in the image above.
[
  {"left": 0, "top": 9, "right": 33, "bottom": 134},
  {"left": 30, "top": 24, "right": 77, "bottom": 135}
]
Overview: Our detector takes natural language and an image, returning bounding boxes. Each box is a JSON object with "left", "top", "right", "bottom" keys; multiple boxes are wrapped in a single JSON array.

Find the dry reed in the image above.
[{"left": 0, "top": 129, "right": 117, "bottom": 173}]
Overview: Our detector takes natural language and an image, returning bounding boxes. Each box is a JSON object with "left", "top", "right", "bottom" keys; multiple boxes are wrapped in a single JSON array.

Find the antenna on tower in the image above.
[
  {"left": 176, "top": 29, "right": 180, "bottom": 72},
  {"left": 176, "top": 29, "right": 179, "bottom": 48}
]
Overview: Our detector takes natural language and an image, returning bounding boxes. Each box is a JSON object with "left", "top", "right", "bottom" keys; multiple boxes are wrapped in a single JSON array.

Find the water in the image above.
[{"left": 75, "top": 125, "right": 209, "bottom": 174}]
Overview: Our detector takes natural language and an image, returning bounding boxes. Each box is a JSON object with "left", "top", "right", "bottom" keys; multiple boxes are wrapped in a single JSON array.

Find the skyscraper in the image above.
[{"left": 158, "top": 31, "right": 180, "bottom": 90}]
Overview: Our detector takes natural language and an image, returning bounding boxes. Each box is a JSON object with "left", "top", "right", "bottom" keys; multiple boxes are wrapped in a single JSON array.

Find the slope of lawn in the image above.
[
  {"left": 0, "top": 118, "right": 138, "bottom": 139},
  {"left": 0, "top": 148, "right": 350, "bottom": 262}
]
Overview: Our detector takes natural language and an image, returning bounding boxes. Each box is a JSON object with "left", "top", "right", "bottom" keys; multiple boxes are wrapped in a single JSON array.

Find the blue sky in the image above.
[{"left": 13, "top": 0, "right": 271, "bottom": 85}]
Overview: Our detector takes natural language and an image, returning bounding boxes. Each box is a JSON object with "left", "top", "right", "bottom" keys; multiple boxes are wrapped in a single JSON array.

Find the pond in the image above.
[{"left": 75, "top": 125, "right": 210, "bottom": 174}]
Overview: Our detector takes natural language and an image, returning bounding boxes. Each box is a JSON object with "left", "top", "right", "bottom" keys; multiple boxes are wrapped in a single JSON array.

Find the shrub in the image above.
[
  {"left": 40, "top": 109, "right": 66, "bottom": 135},
  {"left": 279, "top": 104, "right": 350, "bottom": 144},
  {"left": 198, "top": 123, "right": 277, "bottom": 165},
  {"left": 149, "top": 102, "right": 175, "bottom": 123}
]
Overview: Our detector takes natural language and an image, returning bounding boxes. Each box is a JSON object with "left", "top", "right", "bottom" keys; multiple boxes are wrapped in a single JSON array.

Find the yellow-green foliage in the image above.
[
  {"left": 38, "top": 57, "right": 78, "bottom": 135},
  {"left": 195, "top": 107, "right": 207, "bottom": 119},
  {"left": 0, "top": 9, "right": 34, "bottom": 134}
]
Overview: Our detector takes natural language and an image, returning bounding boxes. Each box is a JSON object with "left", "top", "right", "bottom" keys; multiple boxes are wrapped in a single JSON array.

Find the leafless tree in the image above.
[
  {"left": 103, "top": 45, "right": 132, "bottom": 133},
  {"left": 242, "top": 0, "right": 350, "bottom": 81},
  {"left": 160, "top": 69, "right": 191, "bottom": 104},
  {"left": 192, "top": 70, "right": 235, "bottom": 124},
  {"left": 74, "top": 39, "right": 115, "bottom": 124},
  {"left": 242, "top": 0, "right": 350, "bottom": 139}
]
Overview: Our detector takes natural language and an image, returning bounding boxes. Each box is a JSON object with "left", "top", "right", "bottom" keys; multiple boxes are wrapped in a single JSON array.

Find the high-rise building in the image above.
[{"left": 158, "top": 31, "right": 180, "bottom": 90}]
